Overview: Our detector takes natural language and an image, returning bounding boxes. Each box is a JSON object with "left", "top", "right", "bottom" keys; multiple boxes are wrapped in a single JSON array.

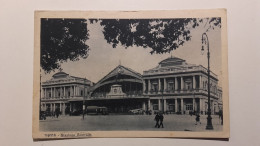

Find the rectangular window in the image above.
[
  {"left": 168, "top": 82, "right": 174, "bottom": 91},
  {"left": 81, "top": 90, "right": 83, "bottom": 96},
  {"left": 186, "top": 104, "right": 193, "bottom": 110},
  {"left": 153, "top": 104, "right": 158, "bottom": 110},
  {"left": 169, "top": 104, "right": 175, "bottom": 112}
]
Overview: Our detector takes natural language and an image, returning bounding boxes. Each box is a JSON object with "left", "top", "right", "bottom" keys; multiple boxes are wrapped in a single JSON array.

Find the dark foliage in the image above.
[
  {"left": 40, "top": 18, "right": 220, "bottom": 72},
  {"left": 98, "top": 18, "right": 221, "bottom": 54},
  {"left": 41, "top": 19, "right": 89, "bottom": 72}
]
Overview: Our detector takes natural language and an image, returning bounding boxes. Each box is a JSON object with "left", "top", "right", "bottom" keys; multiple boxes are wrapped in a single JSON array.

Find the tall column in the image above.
[
  {"left": 158, "top": 99, "right": 161, "bottom": 111},
  {"left": 175, "top": 98, "right": 178, "bottom": 113},
  {"left": 70, "top": 103, "right": 72, "bottom": 112},
  {"left": 164, "top": 78, "right": 167, "bottom": 91},
  {"left": 193, "top": 76, "right": 196, "bottom": 89},
  {"left": 181, "top": 98, "right": 184, "bottom": 114},
  {"left": 142, "top": 102, "right": 146, "bottom": 111},
  {"left": 199, "top": 98, "right": 203, "bottom": 114},
  {"left": 148, "top": 99, "right": 151, "bottom": 110},
  {"left": 50, "top": 104, "right": 53, "bottom": 112},
  {"left": 60, "top": 103, "right": 62, "bottom": 112},
  {"left": 175, "top": 77, "right": 178, "bottom": 90},
  {"left": 148, "top": 80, "right": 151, "bottom": 93},
  {"left": 164, "top": 99, "right": 167, "bottom": 112},
  {"left": 77, "top": 86, "right": 79, "bottom": 96},
  {"left": 158, "top": 78, "right": 161, "bottom": 92},
  {"left": 200, "top": 75, "right": 202, "bottom": 89},
  {"left": 143, "top": 80, "right": 146, "bottom": 93}
]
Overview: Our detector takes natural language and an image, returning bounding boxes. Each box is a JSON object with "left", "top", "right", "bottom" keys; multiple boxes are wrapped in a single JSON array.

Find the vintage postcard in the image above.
[{"left": 33, "top": 9, "right": 229, "bottom": 139}]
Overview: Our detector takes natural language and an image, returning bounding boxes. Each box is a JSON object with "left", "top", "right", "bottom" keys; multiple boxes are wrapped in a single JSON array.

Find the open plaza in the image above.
[{"left": 40, "top": 114, "right": 223, "bottom": 131}]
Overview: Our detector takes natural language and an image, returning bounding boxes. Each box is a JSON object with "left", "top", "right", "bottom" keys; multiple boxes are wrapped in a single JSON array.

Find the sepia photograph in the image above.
[{"left": 33, "top": 10, "right": 229, "bottom": 139}]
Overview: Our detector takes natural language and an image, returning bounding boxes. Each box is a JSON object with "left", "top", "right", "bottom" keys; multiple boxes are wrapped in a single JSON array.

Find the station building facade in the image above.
[
  {"left": 41, "top": 72, "right": 92, "bottom": 115},
  {"left": 40, "top": 57, "right": 222, "bottom": 115},
  {"left": 142, "top": 57, "right": 222, "bottom": 115}
]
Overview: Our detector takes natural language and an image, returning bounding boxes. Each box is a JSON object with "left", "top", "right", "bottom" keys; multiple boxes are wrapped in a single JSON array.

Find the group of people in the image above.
[
  {"left": 154, "top": 113, "right": 164, "bottom": 128},
  {"left": 47, "top": 107, "right": 60, "bottom": 118}
]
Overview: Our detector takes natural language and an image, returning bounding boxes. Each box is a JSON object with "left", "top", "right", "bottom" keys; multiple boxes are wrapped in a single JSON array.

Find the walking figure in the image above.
[
  {"left": 219, "top": 109, "right": 223, "bottom": 125},
  {"left": 154, "top": 113, "right": 160, "bottom": 128},
  {"left": 195, "top": 113, "right": 201, "bottom": 125},
  {"left": 159, "top": 113, "right": 164, "bottom": 128},
  {"left": 55, "top": 107, "right": 60, "bottom": 118}
]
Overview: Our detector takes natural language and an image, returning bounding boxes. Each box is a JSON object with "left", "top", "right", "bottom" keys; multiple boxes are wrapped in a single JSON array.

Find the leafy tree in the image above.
[
  {"left": 41, "top": 18, "right": 89, "bottom": 72},
  {"left": 98, "top": 18, "right": 221, "bottom": 54},
  {"left": 41, "top": 18, "right": 220, "bottom": 72}
]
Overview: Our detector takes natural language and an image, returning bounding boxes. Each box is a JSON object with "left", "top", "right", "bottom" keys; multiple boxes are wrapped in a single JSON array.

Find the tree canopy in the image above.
[
  {"left": 41, "top": 18, "right": 89, "bottom": 72},
  {"left": 41, "top": 18, "right": 220, "bottom": 72},
  {"left": 99, "top": 18, "right": 221, "bottom": 54}
]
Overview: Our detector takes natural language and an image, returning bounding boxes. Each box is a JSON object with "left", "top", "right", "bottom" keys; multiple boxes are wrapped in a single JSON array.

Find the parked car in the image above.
[{"left": 129, "top": 108, "right": 144, "bottom": 115}]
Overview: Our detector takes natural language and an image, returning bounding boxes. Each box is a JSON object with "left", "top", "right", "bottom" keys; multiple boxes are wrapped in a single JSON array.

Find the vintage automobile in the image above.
[{"left": 128, "top": 108, "right": 145, "bottom": 115}]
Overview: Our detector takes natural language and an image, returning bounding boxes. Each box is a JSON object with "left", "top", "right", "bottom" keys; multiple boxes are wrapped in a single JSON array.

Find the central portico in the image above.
[{"left": 88, "top": 65, "right": 147, "bottom": 113}]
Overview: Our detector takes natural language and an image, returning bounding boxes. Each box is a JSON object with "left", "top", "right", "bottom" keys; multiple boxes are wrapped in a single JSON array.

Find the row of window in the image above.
[
  {"left": 202, "top": 81, "right": 218, "bottom": 94},
  {"left": 152, "top": 104, "right": 193, "bottom": 111},
  {"left": 45, "top": 90, "right": 85, "bottom": 98}
]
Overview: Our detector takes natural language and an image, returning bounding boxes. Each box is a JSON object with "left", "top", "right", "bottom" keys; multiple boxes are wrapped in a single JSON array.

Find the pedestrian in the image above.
[
  {"left": 159, "top": 113, "right": 164, "bottom": 128},
  {"left": 154, "top": 113, "right": 160, "bottom": 128},
  {"left": 220, "top": 111, "right": 223, "bottom": 125},
  {"left": 219, "top": 109, "right": 223, "bottom": 125},
  {"left": 51, "top": 110, "right": 55, "bottom": 118},
  {"left": 55, "top": 107, "right": 60, "bottom": 118},
  {"left": 195, "top": 113, "right": 201, "bottom": 125}
]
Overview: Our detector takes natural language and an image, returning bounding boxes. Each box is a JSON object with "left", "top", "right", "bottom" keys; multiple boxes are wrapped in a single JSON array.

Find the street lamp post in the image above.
[
  {"left": 39, "top": 69, "right": 42, "bottom": 120},
  {"left": 82, "top": 78, "right": 86, "bottom": 120},
  {"left": 201, "top": 32, "right": 214, "bottom": 130}
]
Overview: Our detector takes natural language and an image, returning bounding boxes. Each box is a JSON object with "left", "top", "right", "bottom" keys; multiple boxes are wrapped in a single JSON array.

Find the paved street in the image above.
[{"left": 40, "top": 114, "right": 223, "bottom": 132}]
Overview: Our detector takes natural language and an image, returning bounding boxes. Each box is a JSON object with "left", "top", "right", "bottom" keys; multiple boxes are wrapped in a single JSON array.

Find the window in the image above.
[
  {"left": 169, "top": 104, "right": 175, "bottom": 112},
  {"left": 186, "top": 104, "right": 193, "bottom": 110},
  {"left": 152, "top": 83, "right": 158, "bottom": 92},
  {"left": 81, "top": 90, "right": 83, "bottom": 96},
  {"left": 184, "top": 79, "right": 192, "bottom": 90},
  {"left": 168, "top": 82, "right": 174, "bottom": 91},
  {"left": 68, "top": 91, "right": 70, "bottom": 97},
  {"left": 153, "top": 104, "right": 158, "bottom": 110},
  {"left": 49, "top": 93, "right": 51, "bottom": 98}
]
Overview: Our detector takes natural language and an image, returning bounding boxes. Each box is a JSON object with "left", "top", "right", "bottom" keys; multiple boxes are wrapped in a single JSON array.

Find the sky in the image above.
[{"left": 41, "top": 19, "right": 222, "bottom": 85}]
